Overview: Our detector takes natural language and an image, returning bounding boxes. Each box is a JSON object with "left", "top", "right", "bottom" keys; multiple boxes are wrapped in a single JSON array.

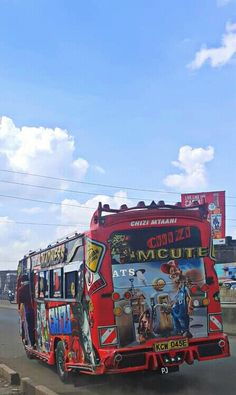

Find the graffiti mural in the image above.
[
  {"left": 109, "top": 228, "right": 208, "bottom": 347},
  {"left": 49, "top": 305, "right": 72, "bottom": 335},
  {"left": 36, "top": 303, "right": 50, "bottom": 353}
]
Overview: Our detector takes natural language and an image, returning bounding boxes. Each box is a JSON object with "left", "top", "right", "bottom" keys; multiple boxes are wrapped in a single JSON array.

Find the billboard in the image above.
[{"left": 181, "top": 191, "right": 225, "bottom": 245}]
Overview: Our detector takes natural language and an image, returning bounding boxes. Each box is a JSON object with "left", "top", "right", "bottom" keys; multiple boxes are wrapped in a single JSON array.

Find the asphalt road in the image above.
[{"left": 0, "top": 303, "right": 235, "bottom": 395}]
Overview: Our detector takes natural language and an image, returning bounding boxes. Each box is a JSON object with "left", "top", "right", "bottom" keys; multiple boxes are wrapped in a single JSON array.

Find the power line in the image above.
[
  {"left": 0, "top": 168, "right": 180, "bottom": 195},
  {"left": 1, "top": 190, "right": 236, "bottom": 214},
  {"left": 0, "top": 193, "right": 96, "bottom": 209},
  {"left": 0, "top": 210, "right": 236, "bottom": 227},
  {"left": 0, "top": 219, "right": 87, "bottom": 227},
  {"left": 0, "top": 179, "right": 154, "bottom": 202},
  {"left": 0, "top": 191, "right": 236, "bottom": 220},
  {"left": 1, "top": 168, "right": 236, "bottom": 200}
]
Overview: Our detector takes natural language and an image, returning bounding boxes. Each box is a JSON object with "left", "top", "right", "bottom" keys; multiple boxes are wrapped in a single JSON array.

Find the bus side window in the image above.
[
  {"left": 51, "top": 268, "right": 63, "bottom": 298},
  {"left": 77, "top": 246, "right": 84, "bottom": 262},
  {"left": 45, "top": 271, "right": 49, "bottom": 298},
  {"left": 65, "top": 271, "right": 77, "bottom": 299},
  {"left": 39, "top": 271, "right": 49, "bottom": 298},
  {"left": 34, "top": 272, "right": 39, "bottom": 298},
  {"left": 38, "top": 271, "right": 49, "bottom": 299},
  {"left": 39, "top": 272, "right": 44, "bottom": 298},
  {"left": 78, "top": 263, "right": 84, "bottom": 300}
]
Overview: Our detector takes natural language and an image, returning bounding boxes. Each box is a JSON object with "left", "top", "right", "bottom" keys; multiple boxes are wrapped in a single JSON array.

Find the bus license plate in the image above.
[{"left": 153, "top": 338, "right": 189, "bottom": 352}]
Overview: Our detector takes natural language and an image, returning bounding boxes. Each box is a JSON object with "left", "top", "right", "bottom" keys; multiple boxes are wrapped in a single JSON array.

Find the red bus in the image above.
[{"left": 16, "top": 200, "right": 230, "bottom": 381}]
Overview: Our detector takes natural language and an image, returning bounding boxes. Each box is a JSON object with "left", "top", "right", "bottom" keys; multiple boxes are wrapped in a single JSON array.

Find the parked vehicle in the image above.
[{"left": 222, "top": 280, "right": 236, "bottom": 290}]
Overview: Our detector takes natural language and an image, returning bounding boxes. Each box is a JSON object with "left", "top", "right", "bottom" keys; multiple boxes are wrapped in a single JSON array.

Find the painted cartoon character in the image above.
[
  {"left": 150, "top": 278, "right": 172, "bottom": 336},
  {"left": 161, "top": 260, "right": 193, "bottom": 338},
  {"left": 134, "top": 269, "right": 147, "bottom": 286},
  {"left": 137, "top": 309, "right": 153, "bottom": 343}
]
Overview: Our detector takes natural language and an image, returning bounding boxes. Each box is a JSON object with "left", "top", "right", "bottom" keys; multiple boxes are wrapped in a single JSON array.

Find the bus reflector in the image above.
[
  {"left": 113, "top": 307, "right": 122, "bottom": 316},
  {"left": 99, "top": 326, "right": 118, "bottom": 346},
  {"left": 112, "top": 292, "right": 120, "bottom": 301},
  {"left": 209, "top": 314, "right": 223, "bottom": 332}
]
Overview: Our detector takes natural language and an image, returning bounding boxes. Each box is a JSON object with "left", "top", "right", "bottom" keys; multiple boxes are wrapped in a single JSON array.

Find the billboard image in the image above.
[{"left": 181, "top": 191, "right": 225, "bottom": 245}]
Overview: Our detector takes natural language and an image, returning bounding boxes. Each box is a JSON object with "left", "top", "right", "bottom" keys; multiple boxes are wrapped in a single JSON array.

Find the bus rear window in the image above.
[{"left": 109, "top": 226, "right": 203, "bottom": 264}]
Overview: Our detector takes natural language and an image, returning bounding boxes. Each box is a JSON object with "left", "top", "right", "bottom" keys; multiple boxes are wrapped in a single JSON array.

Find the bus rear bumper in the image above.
[
  {"left": 66, "top": 334, "right": 230, "bottom": 375},
  {"left": 95, "top": 334, "right": 230, "bottom": 374}
]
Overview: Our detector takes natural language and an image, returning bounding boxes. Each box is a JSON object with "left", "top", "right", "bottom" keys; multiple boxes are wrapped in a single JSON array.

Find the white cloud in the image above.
[
  {"left": 93, "top": 165, "right": 106, "bottom": 174},
  {"left": 163, "top": 145, "right": 214, "bottom": 191},
  {"left": 0, "top": 217, "right": 27, "bottom": 270},
  {"left": 188, "top": 22, "right": 236, "bottom": 69},
  {"left": 0, "top": 116, "right": 89, "bottom": 184},
  {"left": 56, "top": 191, "right": 133, "bottom": 238},
  {"left": 0, "top": 116, "right": 92, "bottom": 269},
  {"left": 0, "top": 216, "right": 14, "bottom": 230},
  {"left": 72, "top": 158, "right": 89, "bottom": 179},
  {"left": 0, "top": 116, "right": 126, "bottom": 270},
  {"left": 21, "top": 207, "right": 43, "bottom": 215}
]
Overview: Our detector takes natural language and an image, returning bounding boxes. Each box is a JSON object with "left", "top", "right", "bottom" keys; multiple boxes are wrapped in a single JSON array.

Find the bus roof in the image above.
[
  {"left": 20, "top": 200, "right": 208, "bottom": 260},
  {"left": 90, "top": 200, "right": 208, "bottom": 228}
]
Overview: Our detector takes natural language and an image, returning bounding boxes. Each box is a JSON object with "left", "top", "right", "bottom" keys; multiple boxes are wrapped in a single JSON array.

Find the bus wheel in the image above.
[{"left": 56, "top": 341, "right": 69, "bottom": 382}]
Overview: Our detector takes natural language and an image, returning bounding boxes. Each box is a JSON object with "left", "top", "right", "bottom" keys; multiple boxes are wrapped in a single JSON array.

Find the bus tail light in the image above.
[
  {"left": 124, "top": 291, "right": 132, "bottom": 300},
  {"left": 112, "top": 292, "right": 120, "bottom": 301},
  {"left": 201, "top": 284, "right": 209, "bottom": 292},
  {"left": 123, "top": 305, "right": 132, "bottom": 314},
  {"left": 202, "top": 298, "right": 210, "bottom": 306},
  {"left": 113, "top": 307, "right": 123, "bottom": 316},
  {"left": 190, "top": 285, "right": 199, "bottom": 294}
]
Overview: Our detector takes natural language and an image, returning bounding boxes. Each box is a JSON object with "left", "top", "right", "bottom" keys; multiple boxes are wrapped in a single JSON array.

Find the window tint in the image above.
[
  {"left": 38, "top": 271, "right": 49, "bottom": 298},
  {"left": 52, "top": 268, "right": 63, "bottom": 298},
  {"left": 45, "top": 271, "right": 49, "bottom": 297},
  {"left": 34, "top": 272, "right": 39, "bottom": 298},
  {"left": 73, "top": 245, "right": 84, "bottom": 262},
  {"left": 65, "top": 271, "right": 77, "bottom": 299}
]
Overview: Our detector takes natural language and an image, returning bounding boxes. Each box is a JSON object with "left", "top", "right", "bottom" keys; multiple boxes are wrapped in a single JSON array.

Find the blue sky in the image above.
[{"left": 0, "top": 0, "right": 236, "bottom": 269}]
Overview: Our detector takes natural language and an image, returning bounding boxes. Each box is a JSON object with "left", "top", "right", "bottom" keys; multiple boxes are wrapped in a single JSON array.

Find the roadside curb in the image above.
[
  {"left": 0, "top": 364, "right": 20, "bottom": 386},
  {"left": 21, "top": 378, "right": 58, "bottom": 395},
  {"left": 0, "top": 302, "right": 17, "bottom": 310},
  {"left": 0, "top": 366, "right": 58, "bottom": 395}
]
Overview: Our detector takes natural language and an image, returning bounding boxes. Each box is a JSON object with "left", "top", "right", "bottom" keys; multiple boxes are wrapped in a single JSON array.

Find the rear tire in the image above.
[
  {"left": 56, "top": 341, "right": 69, "bottom": 382},
  {"left": 25, "top": 349, "right": 34, "bottom": 359}
]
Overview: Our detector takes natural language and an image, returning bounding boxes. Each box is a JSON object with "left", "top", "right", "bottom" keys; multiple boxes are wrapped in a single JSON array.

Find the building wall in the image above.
[{"left": 215, "top": 236, "right": 236, "bottom": 263}]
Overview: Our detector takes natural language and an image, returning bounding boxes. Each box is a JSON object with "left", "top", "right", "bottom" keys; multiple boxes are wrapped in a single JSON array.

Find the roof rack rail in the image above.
[{"left": 91, "top": 200, "right": 208, "bottom": 225}]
